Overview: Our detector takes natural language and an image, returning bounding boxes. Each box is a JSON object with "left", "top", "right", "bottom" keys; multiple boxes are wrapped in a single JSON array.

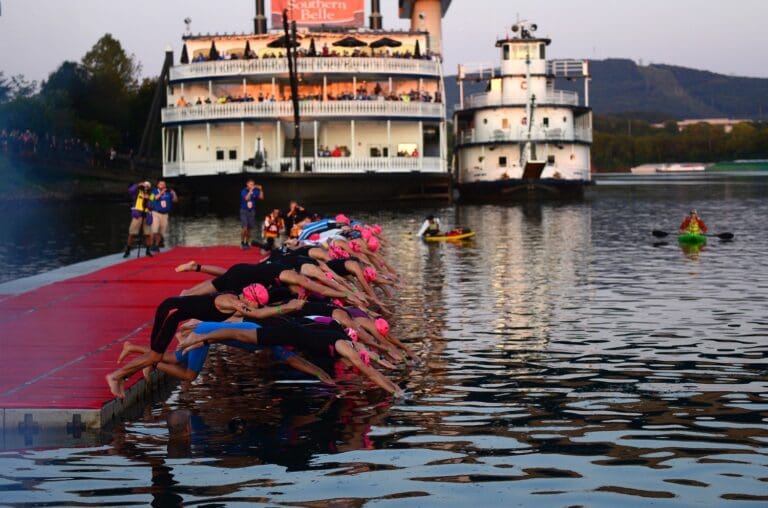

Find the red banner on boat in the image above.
[{"left": 271, "top": 0, "right": 365, "bottom": 28}]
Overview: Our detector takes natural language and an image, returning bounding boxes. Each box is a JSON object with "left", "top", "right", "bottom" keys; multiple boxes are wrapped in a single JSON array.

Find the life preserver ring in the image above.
[{"left": 520, "top": 81, "right": 528, "bottom": 90}]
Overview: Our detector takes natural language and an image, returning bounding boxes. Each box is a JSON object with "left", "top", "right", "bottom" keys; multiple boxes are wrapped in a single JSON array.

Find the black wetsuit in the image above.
[
  {"left": 270, "top": 255, "right": 318, "bottom": 270},
  {"left": 211, "top": 262, "right": 289, "bottom": 293},
  {"left": 150, "top": 294, "right": 235, "bottom": 353},
  {"left": 245, "top": 318, "right": 347, "bottom": 356}
]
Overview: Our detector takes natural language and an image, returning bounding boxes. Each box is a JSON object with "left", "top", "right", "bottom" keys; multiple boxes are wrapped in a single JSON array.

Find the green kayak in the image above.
[{"left": 677, "top": 233, "right": 707, "bottom": 246}]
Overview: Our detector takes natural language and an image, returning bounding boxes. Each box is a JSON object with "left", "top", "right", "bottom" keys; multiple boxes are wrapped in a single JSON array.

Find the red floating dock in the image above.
[{"left": 0, "top": 246, "right": 264, "bottom": 448}]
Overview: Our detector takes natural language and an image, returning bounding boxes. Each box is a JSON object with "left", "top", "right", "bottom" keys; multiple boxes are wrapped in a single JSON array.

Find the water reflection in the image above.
[{"left": 1, "top": 173, "right": 767, "bottom": 505}]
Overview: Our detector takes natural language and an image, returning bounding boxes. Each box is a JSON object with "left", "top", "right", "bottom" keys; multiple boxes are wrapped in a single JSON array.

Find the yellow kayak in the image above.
[{"left": 424, "top": 231, "right": 477, "bottom": 242}]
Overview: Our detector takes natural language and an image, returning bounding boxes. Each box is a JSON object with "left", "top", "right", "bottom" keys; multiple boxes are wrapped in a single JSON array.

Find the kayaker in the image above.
[
  {"left": 679, "top": 209, "right": 708, "bottom": 235},
  {"left": 417, "top": 215, "right": 441, "bottom": 237}
]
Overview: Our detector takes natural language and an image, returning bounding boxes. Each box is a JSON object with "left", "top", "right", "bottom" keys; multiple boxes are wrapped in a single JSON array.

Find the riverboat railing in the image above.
[
  {"left": 161, "top": 101, "right": 444, "bottom": 123},
  {"left": 169, "top": 57, "right": 441, "bottom": 82},
  {"left": 458, "top": 126, "right": 592, "bottom": 144},
  {"left": 164, "top": 156, "right": 444, "bottom": 177},
  {"left": 455, "top": 90, "right": 579, "bottom": 111}
]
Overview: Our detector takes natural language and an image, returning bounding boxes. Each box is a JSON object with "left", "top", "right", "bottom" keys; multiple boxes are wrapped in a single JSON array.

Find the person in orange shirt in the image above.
[
  {"left": 679, "top": 209, "right": 708, "bottom": 234},
  {"left": 262, "top": 208, "right": 284, "bottom": 251}
]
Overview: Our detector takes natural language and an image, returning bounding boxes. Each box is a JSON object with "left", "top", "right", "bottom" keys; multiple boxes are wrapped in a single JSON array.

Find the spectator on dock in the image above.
[
  {"left": 262, "top": 208, "right": 284, "bottom": 251},
  {"left": 240, "top": 179, "right": 264, "bottom": 249},
  {"left": 284, "top": 200, "right": 306, "bottom": 235},
  {"left": 150, "top": 179, "right": 178, "bottom": 252},
  {"left": 123, "top": 181, "right": 153, "bottom": 258}
]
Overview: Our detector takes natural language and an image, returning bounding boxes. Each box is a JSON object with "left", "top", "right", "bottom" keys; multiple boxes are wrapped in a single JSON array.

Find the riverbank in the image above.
[{"left": 0, "top": 155, "right": 160, "bottom": 204}]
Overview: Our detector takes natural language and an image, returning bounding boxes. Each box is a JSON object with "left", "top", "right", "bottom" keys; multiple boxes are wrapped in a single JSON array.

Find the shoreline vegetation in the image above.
[{"left": 0, "top": 154, "right": 158, "bottom": 204}]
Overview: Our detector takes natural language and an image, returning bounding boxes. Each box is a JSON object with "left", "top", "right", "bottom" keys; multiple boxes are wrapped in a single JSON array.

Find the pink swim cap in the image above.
[
  {"left": 375, "top": 318, "right": 390, "bottom": 336},
  {"left": 350, "top": 240, "right": 361, "bottom": 253},
  {"left": 372, "top": 224, "right": 382, "bottom": 235},
  {"left": 346, "top": 328, "right": 359, "bottom": 342},
  {"left": 361, "top": 229, "right": 372, "bottom": 241},
  {"left": 242, "top": 283, "right": 269, "bottom": 306},
  {"left": 335, "top": 214, "right": 351, "bottom": 225},
  {"left": 309, "top": 233, "right": 321, "bottom": 241},
  {"left": 329, "top": 245, "right": 349, "bottom": 259},
  {"left": 363, "top": 266, "right": 377, "bottom": 283},
  {"left": 367, "top": 236, "right": 380, "bottom": 252}
]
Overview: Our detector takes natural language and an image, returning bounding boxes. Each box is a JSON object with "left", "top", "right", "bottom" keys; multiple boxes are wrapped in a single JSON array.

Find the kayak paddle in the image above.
[{"left": 652, "top": 229, "right": 734, "bottom": 240}]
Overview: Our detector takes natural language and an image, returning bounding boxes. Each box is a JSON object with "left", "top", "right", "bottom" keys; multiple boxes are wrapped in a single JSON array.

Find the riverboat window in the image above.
[
  {"left": 397, "top": 143, "right": 418, "bottom": 157},
  {"left": 502, "top": 118, "right": 509, "bottom": 129},
  {"left": 503, "top": 44, "right": 510, "bottom": 61},
  {"left": 543, "top": 117, "right": 549, "bottom": 127},
  {"left": 547, "top": 155, "right": 555, "bottom": 164},
  {"left": 216, "top": 149, "right": 224, "bottom": 160},
  {"left": 368, "top": 146, "right": 389, "bottom": 157},
  {"left": 229, "top": 150, "right": 237, "bottom": 160},
  {"left": 499, "top": 156, "right": 507, "bottom": 167}
]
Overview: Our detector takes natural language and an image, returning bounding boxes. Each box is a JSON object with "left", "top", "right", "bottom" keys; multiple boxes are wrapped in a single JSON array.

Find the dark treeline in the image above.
[
  {"left": 0, "top": 34, "right": 158, "bottom": 164},
  {"left": 592, "top": 114, "right": 768, "bottom": 171}
]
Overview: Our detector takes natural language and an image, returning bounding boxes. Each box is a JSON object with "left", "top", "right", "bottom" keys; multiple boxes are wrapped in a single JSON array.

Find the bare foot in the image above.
[
  {"left": 142, "top": 366, "right": 153, "bottom": 382},
  {"left": 175, "top": 260, "right": 197, "bottom": 273},
  {"left": 117, "top": 342, "right": 133, "bottom": 363},
  {"left": 106, "top": 374, "right": 125, "bottom": 399}
]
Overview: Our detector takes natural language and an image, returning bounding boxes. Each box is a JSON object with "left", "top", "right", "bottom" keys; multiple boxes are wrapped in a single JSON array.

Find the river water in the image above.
[{"left": 1, "top": 172, "right": 766, "bottom": 506}]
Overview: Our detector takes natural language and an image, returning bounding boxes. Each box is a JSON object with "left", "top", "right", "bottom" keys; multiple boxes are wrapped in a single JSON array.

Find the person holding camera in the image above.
[
  {"left": 150, "top": 179, "right": 178, "bottom": 252},
  {"left": 123, "top": 181, "right": 153, "bottom": 258},
  {"left": 240, "top": 178, "right": 264, "bottom": 249}
]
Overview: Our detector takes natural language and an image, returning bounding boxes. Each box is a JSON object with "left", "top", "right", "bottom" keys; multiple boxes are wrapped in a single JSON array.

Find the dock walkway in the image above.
[{"left": 0, "top": 246, "right": 261, "bottom": 448}]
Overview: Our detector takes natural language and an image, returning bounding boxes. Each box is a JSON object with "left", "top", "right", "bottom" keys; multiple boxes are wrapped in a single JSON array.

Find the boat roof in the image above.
[
  {"left": 495, "top": 36, "right": 551, "bottom": 47},
  {"left": 183, "top": 29, "right": 424, "bottom": 42}
]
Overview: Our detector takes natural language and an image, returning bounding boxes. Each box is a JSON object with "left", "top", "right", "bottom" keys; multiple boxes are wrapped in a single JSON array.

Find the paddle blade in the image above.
[
  {"left": 652, "top": 230, "right": 669, "bottom": 238},
  {"left": 717, "top": 232, "right": 734, "bottom": 240}
]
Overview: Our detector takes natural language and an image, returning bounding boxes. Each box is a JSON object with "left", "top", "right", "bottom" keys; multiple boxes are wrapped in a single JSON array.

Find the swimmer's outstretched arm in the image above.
[
  {"left": 175, "top": 261, "right": 227, "bottom": 276},
  {"left": 335, "top": 340, "right": 403, "bottom": 396},
  {"left": 284, "top": 355, "right": 335, "bottom": 385}
]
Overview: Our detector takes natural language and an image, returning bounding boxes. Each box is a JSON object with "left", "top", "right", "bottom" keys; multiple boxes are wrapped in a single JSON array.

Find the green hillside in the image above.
[{"left": 446, "top": 59, "right": 768, "bottom": 120}]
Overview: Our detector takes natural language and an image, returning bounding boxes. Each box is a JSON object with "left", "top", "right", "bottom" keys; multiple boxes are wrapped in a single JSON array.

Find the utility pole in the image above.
[{"left": 283, "top": 10, "right": 301, "bottom": 172}]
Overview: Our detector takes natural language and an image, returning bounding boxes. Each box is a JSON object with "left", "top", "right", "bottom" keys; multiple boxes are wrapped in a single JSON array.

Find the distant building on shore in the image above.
[{"left": 653, "top": 118, "right": 754, "bottom": 133}]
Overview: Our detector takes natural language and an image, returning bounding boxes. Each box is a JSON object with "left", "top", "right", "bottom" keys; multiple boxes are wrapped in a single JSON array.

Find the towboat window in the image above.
[
  {"left": 499, "top": 156, "right": 507, "bottom": 167},
  {"left": 229, "top": 150, "right": 237, "bottom": 160},
  {"left": 540, "top": 44, "right": 545, "bottom": 60},
  {"left": 503, "top": 44, "right": 510, "bottom": 61},
  {"left": 216, "top": 149, "right": 224, "bottom": 160}
]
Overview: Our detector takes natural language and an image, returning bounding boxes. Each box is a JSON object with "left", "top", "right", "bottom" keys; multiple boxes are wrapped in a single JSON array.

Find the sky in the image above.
[{"left": 1, "top": 0, "right": 767, "bottom": 84}]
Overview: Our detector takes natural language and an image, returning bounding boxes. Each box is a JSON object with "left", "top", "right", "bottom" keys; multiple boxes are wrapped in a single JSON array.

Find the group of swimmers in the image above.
[{"left": 106, "top": 214, "right": 412, "bottom": 399}]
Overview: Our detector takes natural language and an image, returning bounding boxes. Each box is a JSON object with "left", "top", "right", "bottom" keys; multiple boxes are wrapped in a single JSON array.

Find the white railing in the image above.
[
  {"left": 170, "top": 57, "right": 441, "bottom": 81},
  {"left": 163, "top": 160, "right": 244, "bottom": 177},
  {"left": 164, "top": 157, "right": 445, "bottom": 176},
  {"left": 459, "top": 126, "right": 592, "bottom": 144},
  {"left": 456, "top": 90, "right": 580, "bottom": 111},
  {"left": 162, "top": 101, "right": 444, "bottom": 123},
  {"left": 278, "top": 156, "right": 443, "bottom": 173}
]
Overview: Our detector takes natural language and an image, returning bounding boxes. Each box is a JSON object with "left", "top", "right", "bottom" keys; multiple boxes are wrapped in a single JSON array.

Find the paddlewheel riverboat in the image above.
[{"left": 160, "top": 0, "right": 453, "bottom": 206}]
